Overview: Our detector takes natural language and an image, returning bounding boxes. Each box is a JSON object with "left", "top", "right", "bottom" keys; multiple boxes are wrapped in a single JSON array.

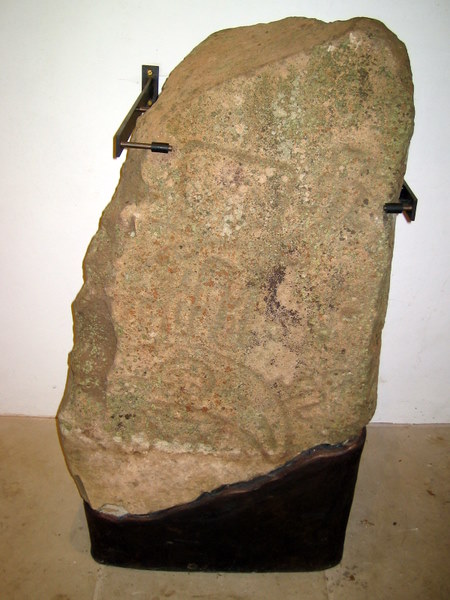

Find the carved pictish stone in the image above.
[{"left": 58, "top": 17, "right": 414, "bottom": 515}]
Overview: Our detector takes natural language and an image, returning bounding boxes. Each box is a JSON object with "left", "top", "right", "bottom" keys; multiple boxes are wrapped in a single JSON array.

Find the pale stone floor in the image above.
[{"left": 0, "top": 417, "right": 448, "bottom": 600}]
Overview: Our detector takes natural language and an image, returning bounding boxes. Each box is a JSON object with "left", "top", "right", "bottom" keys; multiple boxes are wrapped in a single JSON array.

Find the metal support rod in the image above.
[
  {"left": 112, "top": 67, "right": 417, "bottom": 223},
  {"left": 384, "top": 181, "right": 418, "bottom": 222},
  {"left": 119, "top": 141, "right": 172, "bottom": 153},
  {"left": 384, "top": 202, "right": 413, "bottom": 214}
]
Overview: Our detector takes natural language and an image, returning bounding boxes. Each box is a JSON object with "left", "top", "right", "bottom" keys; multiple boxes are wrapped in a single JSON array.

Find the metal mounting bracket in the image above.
[
  {"left": 384, "top": 181, "right": 418, "bottom": 222},
  {"left": 113, "top": 65, "right": 172, "bottom": 159},
  {"left": 112, "top": 66, "right": 418, "bottom": 223}
]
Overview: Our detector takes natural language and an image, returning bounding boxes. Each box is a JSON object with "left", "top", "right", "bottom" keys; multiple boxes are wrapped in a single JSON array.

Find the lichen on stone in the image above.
[{"left": 58, "top": 17, "right": 414, "bottom": 514}]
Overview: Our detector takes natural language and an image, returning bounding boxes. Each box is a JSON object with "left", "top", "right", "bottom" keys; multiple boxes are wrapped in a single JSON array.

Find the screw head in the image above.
[{"left": 147, "top": 68, "right": 153, "bottom": 78}]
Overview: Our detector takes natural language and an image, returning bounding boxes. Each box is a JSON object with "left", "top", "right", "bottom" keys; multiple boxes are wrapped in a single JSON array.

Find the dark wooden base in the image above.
[{"left": 84, "top": 428, "right": 366, "bottom": 572}]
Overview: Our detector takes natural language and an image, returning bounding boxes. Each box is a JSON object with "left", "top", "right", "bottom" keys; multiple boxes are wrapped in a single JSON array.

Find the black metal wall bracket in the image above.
[
  {"left": 113, "top": 66, "right": 417, "bottom": 223},
  {"left": 113, "top": 65, "right": 172, "bottom": 159},
  {"left": 384, "top": 181, "right": 418, "bottom": 222}
]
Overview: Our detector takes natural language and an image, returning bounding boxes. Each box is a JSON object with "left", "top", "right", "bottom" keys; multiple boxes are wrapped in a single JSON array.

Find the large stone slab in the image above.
[{"left": 58, "top": 17, "right": 414, "bottom": 515}]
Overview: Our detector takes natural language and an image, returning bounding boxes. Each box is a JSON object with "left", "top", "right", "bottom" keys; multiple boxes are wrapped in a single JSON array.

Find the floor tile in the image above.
[
  {"left": 0, "top": 417, "right": 97, "bottom": 600},
  {"left": 325, "top": 425, "right": 450, "bottom": 599},
  {"left": 97, "top": 568, "right": 327, "bottom": 600}
]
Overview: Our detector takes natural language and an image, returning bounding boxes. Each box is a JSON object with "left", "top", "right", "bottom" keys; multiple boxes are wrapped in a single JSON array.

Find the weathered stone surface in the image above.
[{"left": 58, "top": 17, "right": 414, "bottom": 515}]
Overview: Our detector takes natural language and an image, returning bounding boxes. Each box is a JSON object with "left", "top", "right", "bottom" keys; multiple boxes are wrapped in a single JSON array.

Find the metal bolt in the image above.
[
  {"left": 147, "top": 100, "right": 153, "bottom": 107},
  {"left": 147, "top": 69, "right": 153, "bottom": 78}
]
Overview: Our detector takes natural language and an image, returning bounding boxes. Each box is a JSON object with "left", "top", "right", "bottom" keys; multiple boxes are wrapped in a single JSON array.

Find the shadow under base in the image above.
[{"left": 84, "top": 428, "right": 366, "bottom": 572}]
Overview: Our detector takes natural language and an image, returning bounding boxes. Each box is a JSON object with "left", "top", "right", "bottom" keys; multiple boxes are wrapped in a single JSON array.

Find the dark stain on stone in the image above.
[
  {"left": 113, "top": 412, "right": 136, "bottom": 420},
  {"left": 358, "top": 67, "right": 370, "bottom": 99},
  {"left": 264, "top": 265, "right": 299, "bottom": 328}
]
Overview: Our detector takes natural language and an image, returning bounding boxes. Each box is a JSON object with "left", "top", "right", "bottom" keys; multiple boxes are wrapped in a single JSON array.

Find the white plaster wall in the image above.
[{"left": 0, "top": 0, "right": 448, "bottom": 421}]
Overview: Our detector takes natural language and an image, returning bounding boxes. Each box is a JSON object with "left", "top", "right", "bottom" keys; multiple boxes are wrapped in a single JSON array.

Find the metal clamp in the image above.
[
  {"left": 113, "top": 66, "right": 418, "bottom": 225},
  {"left": 113, "top": 65, "right": 172, "bottom": 159},
  {"left": 384, "top": 181, "right": 418, "bottom": 222}
]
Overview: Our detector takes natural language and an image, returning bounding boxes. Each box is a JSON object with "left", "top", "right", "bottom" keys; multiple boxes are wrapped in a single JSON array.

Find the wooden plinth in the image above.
[{"left": 84, "top": 428, "right": 366, "bottom": 572}]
